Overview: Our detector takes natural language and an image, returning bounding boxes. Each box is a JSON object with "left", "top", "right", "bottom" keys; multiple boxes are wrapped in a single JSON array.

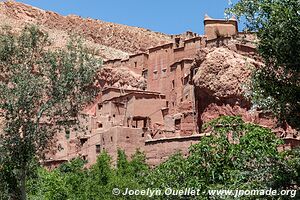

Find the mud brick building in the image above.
[{"left": 44, "top": 16, "right": 300, "bottom": 168}]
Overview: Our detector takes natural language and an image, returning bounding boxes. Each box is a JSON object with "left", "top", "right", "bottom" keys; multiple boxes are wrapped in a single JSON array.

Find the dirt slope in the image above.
[{"left": 0, "top": 1, "right": 172, "bottom": 60}]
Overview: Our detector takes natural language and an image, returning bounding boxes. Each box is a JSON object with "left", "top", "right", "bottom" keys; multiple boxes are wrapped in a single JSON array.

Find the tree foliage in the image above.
[
  {"left": 0, "top": 26, "right": 101, "bottom": 199},
  {"left": 28, "top": 150, "right": 148, "bottom": 200},
  {"left": 27, "top": 117, "right": 300, "bottom": 200},
  {"left": 227, "top": 0, "right": 300, "bottom": 129}
]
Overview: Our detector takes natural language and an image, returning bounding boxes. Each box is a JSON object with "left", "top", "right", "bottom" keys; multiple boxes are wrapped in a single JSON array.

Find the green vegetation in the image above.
[
  {"left": 0, "top": 26, "right": 101, "bottom": 199},
  {"left": 25, "top": 117, "right": 299, "bottom": 200},
  {"left": 227, "top": 0, "right": 300, "bottom": 129},
  {"left": 1, "top": 0, "right": 300, "bottom": 199}
]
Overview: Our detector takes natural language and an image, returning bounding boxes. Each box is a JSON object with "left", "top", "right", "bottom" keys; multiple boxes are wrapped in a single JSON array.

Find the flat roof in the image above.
[
  {"left": 148, "top": 42, "right": 173, "bottom": 52},
  {"left": 102, "top": 87, "right": 163, "bottom": 95},
  {"left": 102, "top": 87, "right": 165, "bottom": 103},
  {"left": 129, "top": 52, "right": 149, "bottom": 58},
  {"left": 170, "top": 58, "right": 194, "bottom": 68},
  {"left": 184, "top": 36, "right": 203, "bottom": 43},
  {"left": 103, "top": 58, "right": 122, "bottom": 64}
]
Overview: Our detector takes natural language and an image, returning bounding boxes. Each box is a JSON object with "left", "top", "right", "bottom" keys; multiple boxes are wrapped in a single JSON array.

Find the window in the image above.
[
  {"left": 111, "top": 136, "right": 113, "bottom": 142},
  {"left": 161, "top": 68, "right": 167, "bottom": 77},
  {"left": 153, "top": 70, "right": 158, "bottom": 79},
  {"left": 98, "top": 123, "right": 103, "bottom": 128},
  {"left": 175, "top": 119, "right": 181, "bottom": 130},
  {"left": 175, "top": 38, "right": 180, "bottom": 48},
  {"left": 98, "top": 104, "right": 103, "bottom": 110},
  {"left": 134, "top": 61, "right": 137, "bottom": 68},
  {"left": 96, "top": 144, "right": 101, "bottom": 153},
  {"left": 142, "top": 70, "right": 148, "bottom": 79},
  {"left": 172, "top": 80, "right": 175, "bottom": 89},
  {"left": 166, "top": 101, "right": 169, "bottom": 107}
]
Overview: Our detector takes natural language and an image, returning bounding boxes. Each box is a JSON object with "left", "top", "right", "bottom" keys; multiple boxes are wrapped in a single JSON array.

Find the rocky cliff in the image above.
[
  {"left": 193, "top": 47, "right": 298, "bottom": 141},
  {"left": 0, "top": 1, "right": 172, "bottom": 60}
]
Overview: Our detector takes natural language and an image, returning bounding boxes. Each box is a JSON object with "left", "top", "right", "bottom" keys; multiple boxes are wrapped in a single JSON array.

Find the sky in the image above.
[{"left": 17, "top": 0, "right": 241, "bottom": 35}]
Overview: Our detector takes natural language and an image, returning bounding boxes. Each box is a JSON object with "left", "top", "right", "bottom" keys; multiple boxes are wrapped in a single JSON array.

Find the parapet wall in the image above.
[{"left": 204, "top": 15, "right": 238, "bottom": 40}]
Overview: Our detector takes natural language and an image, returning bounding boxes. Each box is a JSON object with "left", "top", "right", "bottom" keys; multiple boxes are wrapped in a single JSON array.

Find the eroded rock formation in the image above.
[
  {"left": 97, "top": 66, "right": 146, "bottom": 90},
  {"left": 0, "top": 1, "right": 172, "bottom": 60}
]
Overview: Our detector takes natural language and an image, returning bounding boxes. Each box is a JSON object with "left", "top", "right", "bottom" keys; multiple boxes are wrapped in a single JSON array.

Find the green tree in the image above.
[
  {"left": 227, "top": 0, "right": 300, "bottom": 129},
  {"left": 143, "top": 152, "right": 188, "bottom": 200},
  {"left": 0, "top": 26, "right": 101, "bottom": 199},
  {"left": 25, "top": 118, "right": 299, "bottom": 199},
  {"left": 144, "top": 116, "right": 298, "bottom": 199},
  {"left": 187, "top": 116, "right": 283, "bottom": 199}
]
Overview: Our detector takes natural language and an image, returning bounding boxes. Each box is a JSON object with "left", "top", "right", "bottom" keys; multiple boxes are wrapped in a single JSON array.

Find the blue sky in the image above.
[{"left": 17, "top": 0, "right": 240, "bottom": 35}]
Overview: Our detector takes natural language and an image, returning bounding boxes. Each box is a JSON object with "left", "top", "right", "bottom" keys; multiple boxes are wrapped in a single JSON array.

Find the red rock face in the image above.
[
  {"left": 0, "top": 1, "right": 172, "bottom": 60},
  {"left": 193, "top": 47, "right": 256, "bottom": 128},
  {"left": 192, "top": 47, "right": 298, "bottom": 142}
]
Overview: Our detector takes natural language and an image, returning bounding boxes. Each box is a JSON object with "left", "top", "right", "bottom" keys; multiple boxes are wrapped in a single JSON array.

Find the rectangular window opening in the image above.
[{"left": 96, "top": 144, "right": 101, "bottom": 154}]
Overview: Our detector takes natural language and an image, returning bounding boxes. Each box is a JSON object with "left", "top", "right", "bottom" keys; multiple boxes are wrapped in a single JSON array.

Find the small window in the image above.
[
  {"left": 113, "top": 114, "right": 115, "bottom": 118},
  {"left": 166, "top": 101, "right": 169, "bottom": 107},
  {"left": 153, "top": 70, "right": 158, "bottom": 79},
  {"left": 98, "top": 104, "right": 103, "bottom": 110},
  {"left": 172, "top": 102, "right": 175, "bottom": 107},
  {"left": 98, "top": 123, "right": 103, "bottom": 128},
  {"left": 142, "top": 70, "right": 148, "bottom": 79},
  {"left": 175, "top": 119, "right": 181, "bottom": 130},
  {"left": 111, "top": 136, "right": 113, "bottom": 142},
  {"left": 172, "top": 80, "right": 175, "bottom": 89},
  {"left": 162, "top": 68, "right": 167, "bottom": 77},
  {"left": 134, "top": 61, "right": 137, "bottom": 68},
  {"left": 142, "top": 133, "right": 145, "bottom": 137},
  {"left": 175, "top": 38, "right": 180, "bottom": 48},
  {"left": 96, "top": 144, "right": 101, "bottom": 154}
]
